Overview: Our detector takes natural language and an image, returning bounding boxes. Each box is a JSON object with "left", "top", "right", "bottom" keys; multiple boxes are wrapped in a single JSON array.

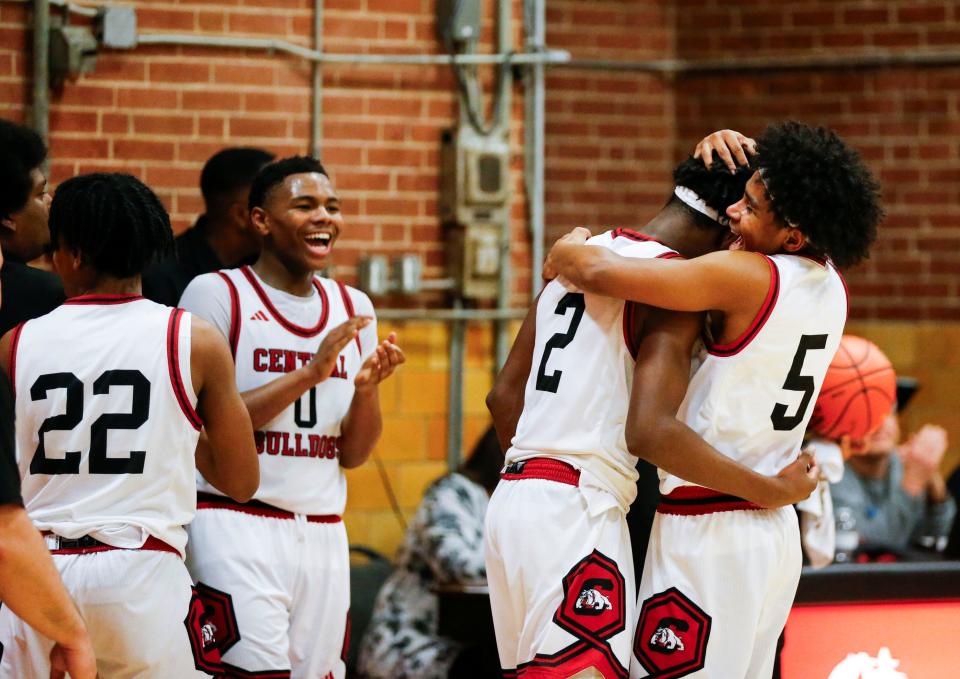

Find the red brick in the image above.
[
  {"left": 149, "top": 61, "right": 210, "bottom": 84},
  {"left": 229, "top": 117, "right": 288, "bottom": 139},
  {"left": 118, "top": 88, "right": 178, "bottom": 109},
  {"left": 212, "top": 63, "right": 276, "bottom": 87},
  {"left": 897, "top": 5, "right": 948, "bottom": 24},
  {"left": 228, "top": 11, "right": 289, "bottom": 36},
  {"left": 182, "top": 90, "right": 243, "bottom": 112},
  {"left": 48, "top": 136, "right": 110, "bottom": 160},
  {"left": 134, "top": 114, "right": 195, "bottom": 136},
  {"left": 114, "top": 139, "right": 176, "bottom": 162}
]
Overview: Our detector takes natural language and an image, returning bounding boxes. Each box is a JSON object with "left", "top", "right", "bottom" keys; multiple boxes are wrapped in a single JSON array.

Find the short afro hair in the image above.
[
  {"left": 671, "top": 151, "right": 753, "bottom": 230},
  {"left": 756, "top": 121, "right": 883, "bottom": 268},
  {"left": 0, "top": 118, "right": 47, "bottom": 219},
  {"left": 50, "top": 173, "right": 173, "bottom": 278},
  {"left": 248, "top": 156, "right": 328, "bottom": 211},
  {"left": 200, "top": 147, "right": 275, "bottom": 207}
]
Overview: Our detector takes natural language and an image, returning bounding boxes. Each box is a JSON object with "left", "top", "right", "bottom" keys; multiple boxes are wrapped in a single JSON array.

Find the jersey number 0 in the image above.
[{"left": 30, "top": 370, "right": 151, "bottom": 475}]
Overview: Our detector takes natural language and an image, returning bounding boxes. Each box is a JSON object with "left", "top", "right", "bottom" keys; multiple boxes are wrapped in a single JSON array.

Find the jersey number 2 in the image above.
[
  {"left": 535, "top": 293, "right": 585, "bottom": 393},
  {"left": 770, "top": 334, "right": 828, "bottom": 431},
  {"left": 30, "top": 370, "right": 151, "bottom": 475}
]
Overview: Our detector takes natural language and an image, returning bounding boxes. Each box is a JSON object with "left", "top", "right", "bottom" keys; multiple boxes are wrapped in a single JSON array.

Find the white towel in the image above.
[{"left": 797, "top": 439, "right": 846, "bottom": 568}]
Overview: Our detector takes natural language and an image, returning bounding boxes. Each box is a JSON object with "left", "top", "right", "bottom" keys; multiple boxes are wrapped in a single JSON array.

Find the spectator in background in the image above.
[
  {"left": 357, "top": 427, "right": 503, "bottom": 679},
  {"left": 0, "top": 118, "right": 64, "bottom": 336},
  {"left": 142, "top": 146, "right": 274, "bottom": 306},
  {"left": 830, "top": 410, "right": 956, "bottom": 553}
]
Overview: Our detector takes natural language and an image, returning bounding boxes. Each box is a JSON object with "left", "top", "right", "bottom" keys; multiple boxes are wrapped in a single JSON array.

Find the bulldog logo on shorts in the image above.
[
  {"left": 574, "top": 578, "right": 615, "bottom": 616},
  {"left": 193, "top": 581, "right": 241, "bottom": 655},
  {"left": 634, "top": 588, "right": 711, "bottom": 679}
]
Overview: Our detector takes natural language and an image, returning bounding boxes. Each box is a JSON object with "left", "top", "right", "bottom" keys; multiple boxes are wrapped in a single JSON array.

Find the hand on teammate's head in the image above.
[{"left": 694, "top": 129, "right": 757, "bottom": 172}]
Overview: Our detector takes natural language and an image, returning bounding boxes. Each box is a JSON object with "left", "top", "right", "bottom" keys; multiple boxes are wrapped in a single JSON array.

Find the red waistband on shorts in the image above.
[
  {"left": 657, "top": 486, "right": 763, "bottom": 516},
  {"left": 196, "top": 491, "right": 342, "bottom": 523},
  {"left": 42, "top": 532, "right": 180, "bottom": 556},
  {"left": 500, "top": 458, "right": 580, "bottom": 487}
]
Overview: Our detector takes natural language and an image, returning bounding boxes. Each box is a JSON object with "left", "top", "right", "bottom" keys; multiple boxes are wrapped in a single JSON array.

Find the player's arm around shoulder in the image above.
[
  {"left": 339, "top": 296, "right": 405, "bottom": 470},
  {"left": 486, "top": 298, "right": 538, "bottom": 452},
  {"left": 190, "top": 315, "right": 259, "bottom": 502},
  {"left": 545, "top": 229, "right": 768, "bottom": 315}
]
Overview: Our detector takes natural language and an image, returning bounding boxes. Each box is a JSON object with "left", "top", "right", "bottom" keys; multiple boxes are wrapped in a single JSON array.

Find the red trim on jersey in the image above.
[
  {"left": 167, "top": 309, "right": 203, "bottom": 431},
  {"left": 219, "top": 662, "right": 292, "bottom": 679},
  {"left": 611, "top": 228, "right": 671, "bottom": 250},
  {"left": 706, "top": 254, "right": 780, "bottom": 357},
  {"left": 501, "top": 458, "right": 580, "bottom": 486},
  {"left": 63, "top": 294, "right": 143, "bottom": 305},
  {"left": 215, "top": 271, "right": 242, "bottom": 358},
  {"left": 502, "top": 670, "right": 518, "bottom": 679},
  {"left": 8, "top": 322, "right": 24, "bottom": 398},
  {"left": 45, "top": 533, "right": 180, "bottom": 556},
  {"left": 833, "top": 263, "right": 850, "bottom": 320},
  {"left": 657, "top": 486, "right": 763, "bottom": 515},
  {"left": 336, "top": 280, "right": 363, "bottom": 356},
  {"left": 240, "top": 266, "right": 329, "bottom": 338},
  {"left": 657, "top": 252, "right": 683, "bottom": 260},
  {"left": 196, "top": 492, "right": 341, "bottom": 523}
]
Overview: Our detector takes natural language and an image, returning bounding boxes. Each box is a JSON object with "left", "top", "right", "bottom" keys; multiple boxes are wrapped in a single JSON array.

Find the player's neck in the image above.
[
  {"left": 642, "top": 210, "right": 719, "bottom": 259},
  {"left": 251, "top": 251, "right": 315, "bottom": 297},
  {"left": 66, "top": 275, "right": 141, "bottom": 299}
]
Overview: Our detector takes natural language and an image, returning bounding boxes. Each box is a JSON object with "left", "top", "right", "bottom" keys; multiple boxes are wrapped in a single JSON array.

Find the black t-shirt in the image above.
[
  {"left": 141, "top": 218, "right": 224, "bottom": 307},
  {"left": 0, "top": 371, "right": 22, "bottom": 506},
  {"left": 0, "top": 258, "right": 65, "bottom": 338}
]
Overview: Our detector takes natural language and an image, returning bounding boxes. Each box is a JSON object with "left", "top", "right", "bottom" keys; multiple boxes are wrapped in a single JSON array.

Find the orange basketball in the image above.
[{"left": 809, "top": 335, "right": 897, "bottom": 441}]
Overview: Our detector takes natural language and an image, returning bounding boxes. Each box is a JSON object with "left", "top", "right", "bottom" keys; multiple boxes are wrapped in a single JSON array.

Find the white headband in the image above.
[{"left": 674, "top": 185, "right": 725, "bottom": 225}]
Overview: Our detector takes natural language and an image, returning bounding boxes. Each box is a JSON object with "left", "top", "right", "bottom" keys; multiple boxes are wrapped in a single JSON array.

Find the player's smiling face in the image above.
[
  {"left": 725, "top": 172, "right": 798, "bottom": 255},
  {"left": 256, "top": 172, "right": 342, "bottom": 274}
]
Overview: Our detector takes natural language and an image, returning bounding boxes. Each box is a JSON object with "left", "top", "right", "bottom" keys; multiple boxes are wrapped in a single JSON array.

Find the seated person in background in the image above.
[
  {"left": 357, "top": 427, "right": 503, "bottom": 679},
  {"left": 830, "top": 410, "right": 956, "bottom": 553}
]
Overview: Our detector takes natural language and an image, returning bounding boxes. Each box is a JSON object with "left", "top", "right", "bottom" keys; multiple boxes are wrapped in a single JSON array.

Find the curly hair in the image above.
[
  {"left": 200, "top": 147, "right": 275, "bottom": 210},
  {"left": 50, "top": 173, "right": 173, "bottom": 278},
  {"left": 756, "top": 121, "right": 883, "bottom": 268},
  {"left": 0, "top": 118, "right": 47, "bottom": 219},
  {"left": 671, "top": 151, "right": 753, "bottom": 230},
  {"left": 248, "top": 156, "right": 328, "bottom": 211}
]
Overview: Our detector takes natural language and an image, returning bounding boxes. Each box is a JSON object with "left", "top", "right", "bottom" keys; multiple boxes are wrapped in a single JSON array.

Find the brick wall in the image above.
[
  {"left": 674, "top": 0, "right": 960, "bottom": 321},
  {"left": 544, "top": 1, "right": 675, "bottom": 241}
]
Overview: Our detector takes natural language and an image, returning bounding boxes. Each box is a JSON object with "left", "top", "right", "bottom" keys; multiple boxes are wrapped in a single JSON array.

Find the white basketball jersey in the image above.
[
  {"left": 662, "top": 254, "right": 848, "bottom": 494},
  {"left": 193, "top": 266, "right": 375, "bottom": 515},
  {"left": 11, "top": 295, "right": 202, "bottom": 556},
  {"left": 508, "top": 229, "right": 680, "bottom": 508}
]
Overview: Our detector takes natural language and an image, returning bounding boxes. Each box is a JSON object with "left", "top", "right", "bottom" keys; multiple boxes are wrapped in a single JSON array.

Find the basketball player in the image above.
[
  {"left": 0, "top": 173, "right": 260, "bottom": 678},
  {"left": 484, "top": 139, "right": 819, "bottom": 679},
  {"left": 179, "top": 156, "right": 404, "bottom": 678},
  {"left": 545, "top": 121, "right": 883, "bottom": 678}
]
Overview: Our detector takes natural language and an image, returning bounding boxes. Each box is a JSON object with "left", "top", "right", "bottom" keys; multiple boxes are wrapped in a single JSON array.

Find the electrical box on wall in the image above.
[
  {"left": 440, "top": 126, "right": 510, "bottom": 300},
  {"left": 436, "top": 0, "right": 482, "bottom": 49}
]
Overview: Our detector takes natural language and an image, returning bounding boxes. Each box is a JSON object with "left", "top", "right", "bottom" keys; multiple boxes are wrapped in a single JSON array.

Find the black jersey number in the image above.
[
  {"left": 30, "top": 370, "right": 151, "bottom": 475},
  {"left": 535, "top": 293, "right": 586, "bottom": 393},
  {"left": 770, "top": 334, "right": 828, "bottom": 431},
  {"left": 294, "top": 387, "right": 318, "bottom": 428}
]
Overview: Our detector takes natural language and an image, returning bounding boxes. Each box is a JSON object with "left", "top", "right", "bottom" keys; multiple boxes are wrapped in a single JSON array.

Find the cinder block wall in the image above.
[{"left": 2, "top": 1, "right": 958, "bottom": 556}]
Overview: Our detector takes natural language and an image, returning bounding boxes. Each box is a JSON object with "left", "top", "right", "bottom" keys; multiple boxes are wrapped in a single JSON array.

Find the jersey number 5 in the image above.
[
  {"left": 535, "top": 293, "right": 585, "bottom": 393},
  {"left": 770, "top": 334, "right": 828, "bottom": 431},
  {"left": 30, "top": 370, "right": 151, "bottom": 475}
]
